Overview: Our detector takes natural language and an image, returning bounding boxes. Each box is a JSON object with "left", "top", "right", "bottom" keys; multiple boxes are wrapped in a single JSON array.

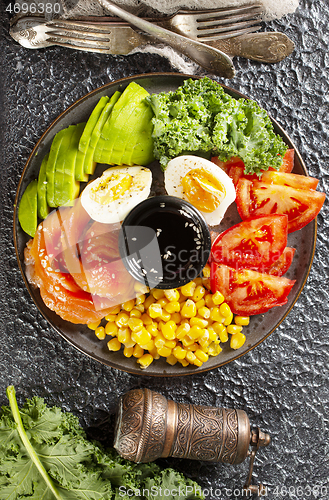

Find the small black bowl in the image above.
[{"left": 119, "top": 195, "right": 211, "bottom": 289}]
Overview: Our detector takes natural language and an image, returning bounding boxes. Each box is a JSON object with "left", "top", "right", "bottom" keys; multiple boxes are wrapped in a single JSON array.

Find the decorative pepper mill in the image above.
[{"left": 114, "top": 388, "right": 271, "bottom": 495}]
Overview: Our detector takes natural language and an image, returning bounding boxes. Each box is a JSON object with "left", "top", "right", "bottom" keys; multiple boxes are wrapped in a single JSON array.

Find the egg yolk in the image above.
[
  {"left": 91, "top": 173, "right": 132, "bottom": 205},
  {"left": 182, "top": 168, "right": 226, "bottom": 213}
]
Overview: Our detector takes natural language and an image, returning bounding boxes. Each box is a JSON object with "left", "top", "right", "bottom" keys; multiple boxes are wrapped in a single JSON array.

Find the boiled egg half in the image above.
[
  {"left": 81, "top": 166, "right": 152, "bottom": 223},
  {"left": 164, "top": 155, "right": 236, "bottom": 226}
]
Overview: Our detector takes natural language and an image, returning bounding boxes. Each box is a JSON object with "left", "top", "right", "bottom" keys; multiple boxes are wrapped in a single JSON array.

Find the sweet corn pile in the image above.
[{"left": 88, "top": 266, "right": 249, "bottom": 370}]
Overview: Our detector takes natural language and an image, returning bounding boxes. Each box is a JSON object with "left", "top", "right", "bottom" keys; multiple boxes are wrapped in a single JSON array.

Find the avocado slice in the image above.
[
  {"left": 94, "top": 83, "right": 150, "bottom": 165},
  {"left": 118, "top": 98, "right": 154, "bottom": 166},
  {"left": 18, "top": 179, "right": 38, "bottom": 237},
  {"left": 79, "top": 95, "right": 109, "bottom": 154},
  {"left": 74, "top": 122, "right": 89, "bottom": 182},
  {"left": 46, "top": 128, "right": 66, "bottom": 207},
  {"left": 37, "top": 153, "right": 49, "bottom": 219},
  {"left": 54, "top": 125, "right": 80, "bottom": 207},
  {"left": 83, "top": 90, "right": 121, "bottom": 174}
]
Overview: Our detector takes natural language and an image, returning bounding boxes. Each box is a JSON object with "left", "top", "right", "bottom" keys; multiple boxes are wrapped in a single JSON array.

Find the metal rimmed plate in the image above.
[{"left": 13, "top": 73, "right": 316, "bottom": 376}]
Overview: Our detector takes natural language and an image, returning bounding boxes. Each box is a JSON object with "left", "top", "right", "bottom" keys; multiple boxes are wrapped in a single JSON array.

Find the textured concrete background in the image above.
[{"left": 0, "top": 0, "right": 328, "bottom": 498}]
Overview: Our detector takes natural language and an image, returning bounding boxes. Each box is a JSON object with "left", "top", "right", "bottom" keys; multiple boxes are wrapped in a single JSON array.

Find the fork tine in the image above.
[
  {"left": 47, "top": 20, "right": 116, "bottom": 35},
  {"left": 47, "top": 32, "right": 111, "bottom": 44},
  {"left": 196, "top": 19, "right": 261, "bottom": 36},
  {"left": 199, "top": 24, "right": 261, "bottom": 41},
  {"left": 196, "top": 11, "right": 263, "bottom": 29},
  {"left": 191, "top": 4, "right": 263, "bottom": 21},
  {"left": 47, "top": 39, "right": 113, "bottom": 53}
]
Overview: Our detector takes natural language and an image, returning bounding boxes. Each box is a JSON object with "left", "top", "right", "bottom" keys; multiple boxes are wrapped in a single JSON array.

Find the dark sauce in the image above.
[{"left": 126, "top": 207, "right": 205, "bottom": 286}]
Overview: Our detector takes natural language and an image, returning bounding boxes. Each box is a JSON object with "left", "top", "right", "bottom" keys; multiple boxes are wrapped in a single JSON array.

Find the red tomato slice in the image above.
[
  {"left": 236, "top": 178, "right": 325, "bottom": 233},
  {"left": 264, "top": 247, "right": 296, "bottom": 276},
  {"left": 280, "top": 148, "right": 294, "bottom": 173},
  {"left": 260, "top": 171, "right": 319, "bottom": 190},
  {"left": 211, "top": 214, "right": 288, "bottom": 270},
  {"left": 210, "top": 262, "right": 296, "bottom": 315}
]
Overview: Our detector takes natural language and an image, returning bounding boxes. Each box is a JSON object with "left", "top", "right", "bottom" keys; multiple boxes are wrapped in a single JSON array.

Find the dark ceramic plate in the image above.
[{"left": 13, "top": 73, "right": 316, "bottom": 376}]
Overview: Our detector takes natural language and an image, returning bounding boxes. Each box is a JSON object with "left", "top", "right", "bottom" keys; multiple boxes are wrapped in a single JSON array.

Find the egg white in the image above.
[
  {"left": 164, "top": 155, "right": 236, "bottom": 226},
  {"left": 81, "top": 166, "right": 152, "bottom": 223}
]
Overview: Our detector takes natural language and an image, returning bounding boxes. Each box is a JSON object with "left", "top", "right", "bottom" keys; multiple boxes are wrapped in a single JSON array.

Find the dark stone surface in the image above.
[{"left": 0, "top": 0, "right": 328, "bottom": 498}]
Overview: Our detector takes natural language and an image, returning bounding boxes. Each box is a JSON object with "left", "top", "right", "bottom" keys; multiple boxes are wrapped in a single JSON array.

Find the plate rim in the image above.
[{"left": 13, "top": 72, "right": 317, "bottom": 376}]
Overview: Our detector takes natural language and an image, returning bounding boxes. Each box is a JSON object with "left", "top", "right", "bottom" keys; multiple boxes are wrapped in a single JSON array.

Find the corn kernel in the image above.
[
  {"left": 148, "top": 348, "right": 160, "bottom": 360},
  {"left": 140, "top": 339, "right": 155, "bottom": 351},
  {"left": 224, "top": 311, "right": 234, "bottom": 326},
  {"left": 208, "top": 328, "right": 217, "bottom": 342},
  {"left": 115, "top": 312, "right": 129, "bottom": 328},
  {"left": 189, "top": 325, "right": 203, "bottom": 340},
  {"left": 235, "top": 316, "right": 250, "bottom": 326},
  {"left": 208, "top": 342, "right": 222, "bottom": 357},
  {"left": 178, "top": 293, "right": 187, "bottom": 303},
  {"left": 88, "top": 320, "right": 101, "bottom": 330},
  {"left": 202, "top": 263, "right": 211, "bottom": 278},
  {"left": 107, "top": 338, "right": 121, "bottom": 351},
  {"left": 227, "top": 324, "right": 243, "bottom": 334},
  {"left": 95, "top": 326, "right": 106, "bottom": 340},
  {"left": 197, "top": 306, "right": 211, "bottom": 319},
  {"left": 180, "top": 281, "right": 196, "bottom": 297},
  {"left": 104, "top": 314, "right": 116, "bottom": 322},
  {"left": 164, "top": 301, "right": 180, "bottom": 314},
  {"left": 105, "top": 322, "right": 119, "bottom": 336},
  {"left": 157, "top": 346, "right": 172, "bottom": 357},
  {"left": 186, "top": 351, "right": 197, "bottom": 363},
  {"left": 193, "top": 285, "right": 206, "bottom": 302},
  {"left": 130, "top": 308, "right": 142, "bottom": 318},
  {"left": 154, "top": 333, "right": 166, "bottom": 348},
  {"left": 230, "top": 332, "right": 246, "bottom": 350},
  {"left": 212, "top": 321, "right": 226, "bottom": 335},
  {"left": 157, "top": 297, "right": 169, "bottom": 308},
  {"left": 151, "top": 288, "right": 165, "bottom": 300},
  {"left": 164, "top": 289, "right": 180, "bottom": 302},
  {"left": 136, "top": 294, "right": 146, "bottom": 305},
  {"left": 195, "top": 298, "right": 206, "bottom": 309},
  {"left": 181, "top": 299, "right": 197, "bottom": 318},
  {"left": 193, "top": 358, "right": 203, "bottom": 367},
  {"left": 148, "top": 303, "right": 162, "bottom": 318},
  {"left": 122, "top": 299, "right": 135, "bottom": 312},
  {"left": 182, "top": 335, "right": 195, "bottom": 347},
  {"left": 219, "top": 302, "right": 231, "bottom": 317},
  {"left": 137, "top": 353, "right": 154, "bottom": 369},
  {"left": 171, "top": 312, "right": 182, "bottom": 324},
  {"left": 179, "top": 359, "right": 189, "bottom": 367},
  {"left": 195, "top": 349, "right": 208, "bottom": 362},
  {"left": 173, "top": 345, "right": 187, "bottom": 360},
  {"left": 146, "top": 323, "right": 159, "bottom": 336},
  {"left": 166, "top": 354, "right": 178, "bottom": 366},
  {"left": 176, "top": 323, "right": 191, "bottom": 339},
  {"left": 134, "top": 304, "right": 145, "bottom": 313},
  {"left": 140, "top": 313, "right": 153, "bottom": 326},
  {"left": 161, "top": 320, "right": 177, "bottom": 340},
  {"left": 205, "top": 294, "right": 214, "bottom": 308},
  {"left": 134, "top": 282, "right": 149, "bottom": 294},
  {"left": 123, "top": 346, "right": 134, "bottom": 358},
  {"left": 131, "top": 328, "right": 151, "bottom": 346},
  {"left": 117, "top": 328, "right": 131, "bottom": 344},
  {"left": 190, "top": 316, "right": 208, "bottom": 328},
  {"left": 160, "top": 309, "right": 171, "bottom": 322},
  {"left": 219, "top": 326, "right": 229, "bottom": 343},
  {"left": 133, "top": 345, "right": 144, "bottom": 358},
  {"left": 164, "top": 339, "right": 177, "bottom": 349},
  {"left": 210, "top": 307, "right": 225, "bottom": 323},
  {"left": 212, "top": 291, "right": 225, "bottom": 305},
  {"left": 185, "top": 342, "right": 198, "bottom": 351},
  {"left": 144, "top": 295, "right": 156, "bottom": 309}
]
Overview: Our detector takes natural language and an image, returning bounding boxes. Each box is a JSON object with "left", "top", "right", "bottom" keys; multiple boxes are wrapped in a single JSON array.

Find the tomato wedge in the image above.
[
  {"left": 265, "top": 247, "right": 296, "bottom": 276},
  {"left": 210, "top": 262, "right": 296, "bottom": 316},
  {"left": 236, "top": 178, "right": 325, "bottom": 233},
  {"left": 211, "top": 215, "right": 288, "bottom": 270},
  {"left": 260, "top": 171, "right": 319, "bottom": 190}
]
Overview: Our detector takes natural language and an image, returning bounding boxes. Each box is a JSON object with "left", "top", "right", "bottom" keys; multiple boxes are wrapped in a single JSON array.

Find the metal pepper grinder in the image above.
[{"left": 114, "top": 388, "right": 271, "bottom": 496}]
